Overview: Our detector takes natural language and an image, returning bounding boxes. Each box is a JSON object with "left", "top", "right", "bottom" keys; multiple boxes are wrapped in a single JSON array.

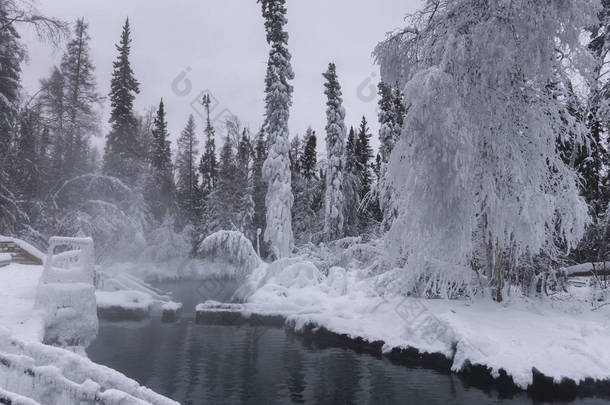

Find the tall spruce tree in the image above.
[
  {"left": 210, "top": 136, "right": 238, "bottom": 230},
  {"left": 300, "top": 127, "right": 317, "bottom": 180},
  {"left": 343, "top": 125, "right": 361, "bottom": 236},
  {"left": 345, "top": 127, "right": 357, "bottom": 171},
  {"left": 103, "top": 18, "right": 141, "bottom": 185},
  {"left": 145, "top": 99, "right": 175, "bottom": 221},
  {"left": 322, "top": 62, "right": 347, "bottom": 241},
  {"left": 199, "top": 94, "right": 218, "bottom": 194},
  {"left": 377, "top": 82, "right": 395, "bottom": 163},
  {"left": 175, "top": 114, "right": 200, "bottom": 227},
  {"left": 259, "top": 0, "right": 294, "bottom": 258},
  {"left": 356, "top": 116, "right": 373, "bottom": 199}
]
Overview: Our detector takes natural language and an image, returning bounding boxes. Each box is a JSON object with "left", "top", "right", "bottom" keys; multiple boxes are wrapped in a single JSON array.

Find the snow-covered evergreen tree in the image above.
[
  {"left": 259, "top": 0, "right": 295, "bottom": 258},
  {"left": 322, "top": 62, "right": 347, "bottom": 241},
  {"left": 199, "top": 94, "right": 218, "bottom": 195},
  {"left": 103, "top": 18, "right": 141, "bottom": 185},
  {"left": 292, "top": 127, "right": 323, "bottom": 244},
  {"left": 355, "top": 116, "right": 373, "bottom": 199},
  {"left": 209, "top": 136, "right": 238, "bottom": 231},
  {"left": 374, "top": 0, "right": 595, "bottom": 301},
  {"left": 145, "top": 99, "right": 175, "bottom": 221},
  {"left": 0, "top": 2, "right": 25, "bottom": 234},
  {"left": 175, "top": 114, "right": 199, "bottom": 227},
  {"left": 343, "top": 127, "right": 361, "bottom": 237},
  {"left": 300, "top": 127, "right": 317, "bottom": 180},
  {"left": 377, "top": 82, "right": 395, "bottom": 164}
]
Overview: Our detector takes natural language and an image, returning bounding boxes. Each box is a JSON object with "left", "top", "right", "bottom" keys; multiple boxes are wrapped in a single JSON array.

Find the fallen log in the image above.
[{"left": 560, "top": 262, "right": 610, "bottom": 278}]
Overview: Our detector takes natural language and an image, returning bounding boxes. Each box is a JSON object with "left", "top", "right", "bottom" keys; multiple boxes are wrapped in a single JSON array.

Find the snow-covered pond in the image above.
[{"left": 86, "top": 281, "right": 603, "bottom": 405}]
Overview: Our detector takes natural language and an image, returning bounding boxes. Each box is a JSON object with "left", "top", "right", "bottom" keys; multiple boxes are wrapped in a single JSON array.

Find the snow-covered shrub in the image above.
[
  {"left": 139, "top": 219, "right": 192, "bottom": 266},
  {"left": 195, "top": 230, "right": 262, "bottom": 279},
  {"left": 274, "top": 261, "right": 323, "bottom": 289}
]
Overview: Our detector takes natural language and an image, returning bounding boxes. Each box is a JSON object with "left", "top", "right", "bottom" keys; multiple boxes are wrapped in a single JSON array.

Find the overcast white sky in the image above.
[{"left": 19, "top": 0, "right": 420, "bottom": 152}]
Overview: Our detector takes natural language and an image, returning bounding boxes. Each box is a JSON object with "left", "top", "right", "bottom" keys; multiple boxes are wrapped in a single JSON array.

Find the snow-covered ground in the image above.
[
  {"left": 0, "top": 262, "right": 177, "bottom": 404},
  {"left": 223, "top": 256, "right": 610, "bottom": 391},
  {"left": 0, "top": 264, "right": 44, "bottom": 342}
]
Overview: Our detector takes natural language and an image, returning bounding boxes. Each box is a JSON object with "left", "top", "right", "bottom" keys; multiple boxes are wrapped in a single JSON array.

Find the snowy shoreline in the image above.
[{"left": 194, "top": 297, "right": 610, "bottom": 401}]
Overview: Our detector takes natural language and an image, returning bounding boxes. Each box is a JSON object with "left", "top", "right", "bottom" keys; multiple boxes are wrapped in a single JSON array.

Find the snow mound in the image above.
[
  {"left": 162, "top": 301, "right": 182, "bottom": 311},
  {"left": 274, "top": 261, "right": 323, "bottom": 289},
  {"left": 195, "top": 231, "right": 262, "bottom": 278}
]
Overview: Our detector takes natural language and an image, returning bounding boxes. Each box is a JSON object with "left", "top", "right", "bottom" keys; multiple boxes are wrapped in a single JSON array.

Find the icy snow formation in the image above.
[
  {"left": 95, "top": 290, "right": 155, "bottom": 311},
  {"left": 36, "top": 237, "right": 98, "bottom": 347},
  {"left": 0, "top": 328, "right": 178, "bottom": 405}
]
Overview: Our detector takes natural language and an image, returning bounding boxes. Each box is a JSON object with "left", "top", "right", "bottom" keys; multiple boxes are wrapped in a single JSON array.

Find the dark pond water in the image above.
[{"left": 87, "top": 281, "right": 608, "bottom": 405}]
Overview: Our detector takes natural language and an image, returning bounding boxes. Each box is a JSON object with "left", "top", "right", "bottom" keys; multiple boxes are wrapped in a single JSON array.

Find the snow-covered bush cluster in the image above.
[{"left": 195, "top": 230, "right": 262, "bottom": 279}]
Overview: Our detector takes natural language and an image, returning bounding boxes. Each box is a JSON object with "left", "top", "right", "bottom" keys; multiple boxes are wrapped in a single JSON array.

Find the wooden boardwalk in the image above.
[{"left": 0, "top": 240, "right": 43, "bottom": 266}]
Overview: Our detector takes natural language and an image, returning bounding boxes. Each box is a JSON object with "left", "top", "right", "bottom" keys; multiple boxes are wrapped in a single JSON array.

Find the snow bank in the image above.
[
  {"left": 96, "top": 290, "right": 155, "bottom": 311},
  {"left": 235, "top": 257, "right": 610, "bottom": 391},
  {"left": 0, "top": 329, "right": 178, "bottom": 405},
  {"left": 162, "top": 301, "right": 182, "bottom": 311}
]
